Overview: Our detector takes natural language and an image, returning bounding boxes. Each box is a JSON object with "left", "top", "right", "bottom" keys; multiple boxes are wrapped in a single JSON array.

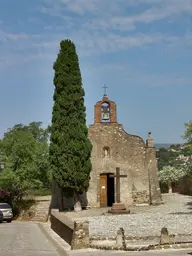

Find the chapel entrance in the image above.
[{"left": 100, "top": 173, "right": 115, "bottom": 207}]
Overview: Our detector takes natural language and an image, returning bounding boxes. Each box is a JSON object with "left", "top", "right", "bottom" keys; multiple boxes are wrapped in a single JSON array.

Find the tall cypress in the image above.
[{"left": 49, "top": 40, "right": 92, "bottom": 211}]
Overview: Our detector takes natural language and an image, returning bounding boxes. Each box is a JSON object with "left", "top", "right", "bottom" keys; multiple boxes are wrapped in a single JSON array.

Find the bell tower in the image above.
[{"left": 94, "top": 86, "right": 117, "bottom": 124}]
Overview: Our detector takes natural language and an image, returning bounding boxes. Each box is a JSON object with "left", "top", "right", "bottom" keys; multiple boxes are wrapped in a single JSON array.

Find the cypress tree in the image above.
[{"left": 49, "top": 40, "right": 92, "bottom": 211}]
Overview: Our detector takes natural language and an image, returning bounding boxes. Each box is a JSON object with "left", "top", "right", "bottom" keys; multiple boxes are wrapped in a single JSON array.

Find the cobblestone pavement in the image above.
[
  {"left": 0, "top": 221, "right": 68, "bottom": 256},
  {"left": 65, "top": 194, "right": 192, "bottom": 238}
]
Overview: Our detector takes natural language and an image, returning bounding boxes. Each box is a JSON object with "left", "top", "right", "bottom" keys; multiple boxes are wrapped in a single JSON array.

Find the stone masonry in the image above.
[{"left": 87, "top": 94, "right": 161, "bottom": 207}]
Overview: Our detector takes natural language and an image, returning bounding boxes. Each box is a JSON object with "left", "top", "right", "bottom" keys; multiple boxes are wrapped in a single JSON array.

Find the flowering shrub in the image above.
[{"left": 158, "top": 165, "right": 187, "bottom": 184}]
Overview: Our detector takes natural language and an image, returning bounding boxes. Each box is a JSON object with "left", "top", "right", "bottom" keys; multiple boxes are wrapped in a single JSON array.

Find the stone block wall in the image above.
[
  {"left": 50, "top": 210, "right": 89, "bottom": 250},
  {"left": 132, "top": 190, "right": 149, "bottom": 204}
]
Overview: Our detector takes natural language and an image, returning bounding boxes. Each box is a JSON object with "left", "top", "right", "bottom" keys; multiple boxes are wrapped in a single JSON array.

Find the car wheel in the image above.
[{"left": 7, "top": 220, "right": 12, "bottom": 223}]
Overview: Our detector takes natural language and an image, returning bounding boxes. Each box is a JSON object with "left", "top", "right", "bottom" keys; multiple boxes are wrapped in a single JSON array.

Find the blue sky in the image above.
[{"left": 0, "top": 0, "right": 192, "bottom": 143}]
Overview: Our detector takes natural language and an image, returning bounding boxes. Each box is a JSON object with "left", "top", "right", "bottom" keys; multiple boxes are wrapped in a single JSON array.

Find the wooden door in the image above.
[{"left": 100, "top": 175, "right": 107, "bottom": 207}]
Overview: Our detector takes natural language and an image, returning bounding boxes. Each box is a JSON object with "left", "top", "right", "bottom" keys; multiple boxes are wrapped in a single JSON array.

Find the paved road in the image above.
[{"left": 0, "top": 221, "right": 67, "bottom": 256}]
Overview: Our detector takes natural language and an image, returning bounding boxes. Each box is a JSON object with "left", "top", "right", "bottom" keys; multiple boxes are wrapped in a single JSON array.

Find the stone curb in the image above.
[
  {"left": 91, "top": 235, "right": 159, "bottom": 241},
  {"left": 38, "top": 223, "right": 70, "bottom": 255},
  {"left": 90, "top": 233, "right": 192, "bottom": 241},
  {"left": 90, "top": 242, "right": 192, "bottom": 251}
]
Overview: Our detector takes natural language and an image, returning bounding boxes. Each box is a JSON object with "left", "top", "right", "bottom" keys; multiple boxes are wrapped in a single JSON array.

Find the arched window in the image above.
[
  {"left": 101, "top": 102, "right": 110, "bottom": 123},
  {"left": 103, "top": 146, "right": 110, "bottom": 158}
]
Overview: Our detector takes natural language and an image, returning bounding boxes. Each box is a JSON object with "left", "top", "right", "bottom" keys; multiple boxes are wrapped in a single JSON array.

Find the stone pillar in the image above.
[
  {"left": 116, "top": 228, "right": 126, "bottom": 249},
  {"left": 146, "top": 132, "right": 162, "bottom": 205},
  {"left": 71, "top": 221, "right": 90, "bottom": 250},
  {"left": 160, "top": 227, "right": 170, "bottom": 245},
  {"left": 146, "top": 132, "right": 154, "bottom": 147}
]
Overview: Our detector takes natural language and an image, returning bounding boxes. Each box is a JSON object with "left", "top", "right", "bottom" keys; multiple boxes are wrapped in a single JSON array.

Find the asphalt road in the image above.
[{"left": 0, "top": 221, "right": 68, "bottom": 256}]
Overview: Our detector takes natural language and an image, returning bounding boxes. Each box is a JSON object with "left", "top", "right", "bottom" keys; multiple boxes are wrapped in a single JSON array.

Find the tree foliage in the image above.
[
  {"left": 183, "top": 120, "right": 192, "bottom": 144},
  {"left": 157, "top": 147, "right": 179, "bottom": 170},
  {"left": 0, "top": 122, "right": 51, "bottom": 198},
  {"left": 157, "top": 121, "right": 192, "bottom": 193},
  {"left": 182, "top": 120, "right": 192, "bottom": 174},
  {"left": 49, "top": 40, "right": 92, "bottom": 204}
]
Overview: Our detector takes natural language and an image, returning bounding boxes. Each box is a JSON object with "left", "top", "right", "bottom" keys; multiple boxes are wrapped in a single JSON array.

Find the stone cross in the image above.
[{"left": 110, "top": 167, "right": 127, "bottom": 203}]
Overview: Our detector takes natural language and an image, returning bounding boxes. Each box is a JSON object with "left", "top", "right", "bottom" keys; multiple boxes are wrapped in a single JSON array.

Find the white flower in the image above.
[{"left": 158, "top": 165, "right": 187, "bottom": 183}]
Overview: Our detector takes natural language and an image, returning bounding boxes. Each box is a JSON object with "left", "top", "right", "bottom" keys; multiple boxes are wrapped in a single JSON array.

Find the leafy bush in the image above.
[
  {"left": 28, "top": 187, "right": 51, "bottom": 196},
  {"left": 12, "top": 199, "right": 36, "bottom": 218}
]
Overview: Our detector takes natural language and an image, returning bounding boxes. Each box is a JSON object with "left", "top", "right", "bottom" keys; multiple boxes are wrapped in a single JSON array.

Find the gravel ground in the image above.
[{"left": 64, "top": 194, "right": 192, "bottom": 238}]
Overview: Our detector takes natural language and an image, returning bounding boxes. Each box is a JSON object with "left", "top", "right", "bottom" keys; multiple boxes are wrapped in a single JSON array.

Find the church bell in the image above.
[{"left": 103, "top": 113, "right": 109, "bottom": 120}]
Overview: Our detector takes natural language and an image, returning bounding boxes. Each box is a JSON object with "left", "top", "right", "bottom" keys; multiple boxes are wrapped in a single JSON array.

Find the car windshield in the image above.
[{"left": 0, "top": 203, "right": 11, "bottom": 209}]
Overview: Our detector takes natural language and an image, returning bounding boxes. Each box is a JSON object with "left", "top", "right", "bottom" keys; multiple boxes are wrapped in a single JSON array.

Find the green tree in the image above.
[
  {"left": 182, "top": 120, "right": 192, "bottom": 173},
  {"left": 49, "top": 39, "right": 92, "bottom": 211},
  {"left": 27, "top": 122, "right": 50, "bottom": 143},
  {"left": 4, "top": 122, "right": 49, "bottom": 143},
  {"left": 157, "top": 147, "right": 179, "bottom": 170},
  {"left": 183, "top": 121, "right": 192, "bottom": 144},
  {"left": 0, "top": 122, "right": 51, "bottom": 195}
]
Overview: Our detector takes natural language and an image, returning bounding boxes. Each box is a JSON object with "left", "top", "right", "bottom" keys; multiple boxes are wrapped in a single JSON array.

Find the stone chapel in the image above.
[{"left": 86, "top": 93, "right": 161, "bottom": 208}]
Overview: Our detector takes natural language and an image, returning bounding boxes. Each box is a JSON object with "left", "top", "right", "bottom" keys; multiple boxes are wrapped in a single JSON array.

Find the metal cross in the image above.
[{"left": 102, "top": 84, "right": 108, "bottom": 95}]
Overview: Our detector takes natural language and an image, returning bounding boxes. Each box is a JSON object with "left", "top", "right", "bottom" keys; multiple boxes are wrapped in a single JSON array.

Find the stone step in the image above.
[
  {"left": 36, "top": 208, "right": 49, "bottom": 210},
  {"left": 36, "top": 210, "right": 49, "bottom": 212},
  {"left": 37, "top": 204, "right": 50, "bottom": 207},
  {"left": 31, "top": 217, "right": 47, "bottom": 222},
  {"left": 35, "top": 213, "right": 48, "bottom": 215},
  {"left": 30, "top": 201, "right": 50, "bottom": 222},
  {"left": 36, "top": 206, "right": 49, "bottom": 211},
  {"left": 35, "top": 208, "right": 49, "bottom": 211},
  {"left": 36, "top": 205, "right": 49, "bottom": 208}
]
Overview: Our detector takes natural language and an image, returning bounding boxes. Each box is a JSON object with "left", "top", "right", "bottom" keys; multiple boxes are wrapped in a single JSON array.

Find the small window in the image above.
[{"left": 103, "top": 146, "right": 110, "bottom": 158}]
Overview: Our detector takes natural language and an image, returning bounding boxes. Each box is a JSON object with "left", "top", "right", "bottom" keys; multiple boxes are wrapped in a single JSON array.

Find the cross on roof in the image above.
[{"left": 102, "top": 84, "right": 108, "bottom": 95}]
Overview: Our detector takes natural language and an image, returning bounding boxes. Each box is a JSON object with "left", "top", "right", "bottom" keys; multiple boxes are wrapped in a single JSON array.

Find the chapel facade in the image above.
[{"left": 87, "top": 93, "right": 162, "bottom": 207}]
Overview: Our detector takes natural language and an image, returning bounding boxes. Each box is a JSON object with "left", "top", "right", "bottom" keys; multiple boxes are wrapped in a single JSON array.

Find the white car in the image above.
[{"left": 0, "top": 203, "right": 13, "bottom": 222}]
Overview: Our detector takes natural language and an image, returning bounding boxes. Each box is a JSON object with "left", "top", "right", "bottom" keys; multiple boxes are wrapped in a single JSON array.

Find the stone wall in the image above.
[
  {"left": 87, "top": 123, "right": 154, "bottom": 206},
  {"left": 50, "top": 210, "right": 89, "bottom": 250},
  {"left": 50, "top": 126, "right": 161, "bottom": 210}
]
